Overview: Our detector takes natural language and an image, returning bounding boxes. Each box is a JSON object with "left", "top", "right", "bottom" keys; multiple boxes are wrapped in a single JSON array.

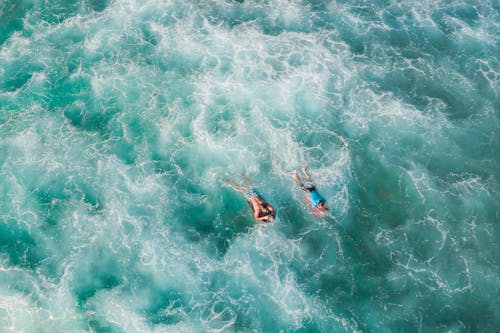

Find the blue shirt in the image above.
[{"left": 308, "top": 190, "right": 326, "bottom": 208}]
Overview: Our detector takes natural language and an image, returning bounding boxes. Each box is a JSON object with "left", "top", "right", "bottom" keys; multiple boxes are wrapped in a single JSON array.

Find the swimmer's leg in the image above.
[
  {"left": 224, "top": 178, "right": 247, "bottom": 193},
  {"left": 292, "top": 170, "right": 303, "bottom": 187},
  {"left": 301, "top": 162, "right": 312, "bottom": 181},
  {"left": 242, "top": 175, "right": 252, "bottom": 188}
]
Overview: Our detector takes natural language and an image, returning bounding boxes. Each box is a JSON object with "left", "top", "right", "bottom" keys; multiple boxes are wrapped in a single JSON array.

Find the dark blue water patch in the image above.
[
  {"left": 72, "top": 177, "right": 105, "bottom": 211},
  {"left": 123, "top": 115, "right": 153, "bottom": 141},
  {"left": 350, "top": 144, "right": 423, "bottom": 228},
  {"left": 348, "top": 235, "right": 393, "bottom": 285},
  {"left": 432, "top": 4, "right": 481, "bottom": 34},
  {"left": 367, "top": 7, "right": 494, "bottom": 88},
  {"left": 315, "top": 270, "right": 354, "bottom": 303},
  {"left": 300, "top": 317, "right": 339, "bottom": 333},
  {"left": 302, "top": 0, "right": 331, "bottom": 12},
  {"left": 140, "top": 23, "right": 161, "bottom": 47},
  {"left": 31, "top": 178, "right": 70, "bottom": 205},
  {"left": 278, "top": 216, "right": 377, "bottom": 316},
  {"left": 335, "top": 24, "right": 366, "bottom": 55},
  {"left": 442, "top": 185, "right": 497, "bottom": 229},
  {"left": 445, "top": 123, "right": 499, "bottom": 180},
  {"left": 0, "top": 61, "right": 41, "bottom": 92},
  {"left": 0, "top": 0, "right": 33, "bottom": 45},
  {"left": 30, "top": 178, "right": 71, "bottom": 228},
  {"left": 0, "top": 219, "right": 44, "bottom": 268},
  {"left": 168, "top": 185, "right": 250, "bottom": 257},
  {"left": 452, "top": 4, "right": 481, "bottom": 24},
  {"left": 51, "top": 48, "right": 89, "bottom": 81},
  {"left": 381, "top": 5, "right": 405, "bottom": 30},
  {"left": 110, "top": 139, "right": 137, "bottom": 165},
  {"left": 53, "top": 73, "right": 93, "bottom": 107},
  {"left": 304, "top": 5, "right": 338, "bottom": 33},
  {"left": 423, "top": 146, "right": 497, "bottom": 195},
  {"left": 305, "top": 2, "right": 387, "bottom": 55},
  {"left": 150, "top": 152, "right": 180, "bottom": 178},
  {"left": 275, "top": 199, "right": 319, "bottom": 236},
  {"left": 451, "top": 291, "right": 500, "bottom": 332},
  {"left": 87, "top": 0, "right": 110, "bottom": 13},
  {"left": 405, "top": 222, "right": 445, "bottom": 263},
  {"left": 365, "top": 67, "right": 480, "bottom": 120},
  {"left": 411, "top": 23, "right": 455, "bottom": 55},
  {"left": 231, "top": 316, "right": 257, "bottom": 333},
  {"left": 72, "top": 249, "right": 123, "bottom": 305},
  {"left": 63, "top": 102, "right": 117, "bottom": 134},
  {"left": 198, "top": 1, "right": 312, "bottom": 35},
  {"left": 145, "top": 289, "right": 186, "bottom": 325},
  {"left": 464, "top": 59, "right": 499, "bottom": 104},
  {"left": 57, "top": 75, "right": 122, "bottom": 134},
  {"left": 36, "top": 0, "right": 82, "bottom": 25},
  {"left": 415, "top": 290, "right": 498, "bottom": 332},
  {"left": 385, "top": 28, "right": 411, "bottom": 49},
  {"left": 285, "top": 229, "right": 352, "bottom": 298}
]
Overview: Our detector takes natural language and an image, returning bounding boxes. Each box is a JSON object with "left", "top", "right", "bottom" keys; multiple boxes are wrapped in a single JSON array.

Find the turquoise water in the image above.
[{"left": 0, "top": 0, "right": 498, "bottom": 331}]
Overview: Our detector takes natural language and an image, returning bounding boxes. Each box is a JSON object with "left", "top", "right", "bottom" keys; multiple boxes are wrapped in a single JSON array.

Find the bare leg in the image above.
[
  {"left": 301, "top": 162, "right": 312, "bottom": 181},
  {"left": 293, "top": 170, "right": 303, "bottom": 187},
  {"left": 242, "top": 175, "right": 252, "bottom": 188},
  {"left": 225, "top": 179, "right": 247, "bottom": 193}
]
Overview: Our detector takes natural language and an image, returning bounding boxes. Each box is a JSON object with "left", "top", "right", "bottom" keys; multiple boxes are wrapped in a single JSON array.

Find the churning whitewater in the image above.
[{"left": 0, "top": 0, "right": 498, "bottom": 332}]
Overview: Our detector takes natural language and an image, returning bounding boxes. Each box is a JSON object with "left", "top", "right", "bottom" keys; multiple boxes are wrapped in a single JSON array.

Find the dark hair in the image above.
[{"left": 304, "top": 183, "right": 315, "bottom": 192}]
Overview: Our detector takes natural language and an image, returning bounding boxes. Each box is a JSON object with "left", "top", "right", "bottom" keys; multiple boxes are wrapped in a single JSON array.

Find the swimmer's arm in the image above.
[
  {"left": 251, "top": 202, "right": 265, "bottom": 221},
  {"left": 303, "top": 193, "right": 312, "bottom": 207}
]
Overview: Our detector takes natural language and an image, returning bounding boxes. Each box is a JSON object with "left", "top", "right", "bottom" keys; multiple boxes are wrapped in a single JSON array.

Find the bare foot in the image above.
[{"left": 242, "top": 175, "right": 252, "bottom": 187}]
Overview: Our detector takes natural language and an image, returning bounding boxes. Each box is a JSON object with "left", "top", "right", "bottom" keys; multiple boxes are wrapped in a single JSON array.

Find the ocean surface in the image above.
[{"left": 0, "top": 0, "right": 498, "bottom": 332}]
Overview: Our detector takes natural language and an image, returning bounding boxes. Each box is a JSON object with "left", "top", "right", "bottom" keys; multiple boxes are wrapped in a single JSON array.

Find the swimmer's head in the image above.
[
  {"left": 317, "top": 201, "right": 328, "bottom": 211},
  {"left": 304, "top": 183, "right": 315, "bottom": 192},
  {"left": 263, "top": 212, "right": 275, "bottom": 222},
  {"left": 268, "top": 212, "right": 275, "bottom": 222}
]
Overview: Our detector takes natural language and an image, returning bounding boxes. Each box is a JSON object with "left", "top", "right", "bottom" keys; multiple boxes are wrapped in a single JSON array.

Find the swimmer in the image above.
[
  {"left": 226, "top": 176, "right": 275, "bottom": 223},
  {"left": 292, "top": 162, "right": 328, "bottom": 217}
]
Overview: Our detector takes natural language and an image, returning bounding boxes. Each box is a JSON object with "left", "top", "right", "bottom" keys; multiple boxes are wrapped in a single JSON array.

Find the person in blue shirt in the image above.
[{"left": 292, "top": 162, "right": 328, "bottom": 216}]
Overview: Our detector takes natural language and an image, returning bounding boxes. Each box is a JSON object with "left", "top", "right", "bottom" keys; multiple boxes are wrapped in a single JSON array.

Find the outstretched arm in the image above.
[{"left": 255, "top": 214, "right": 270, "bottom": 221}]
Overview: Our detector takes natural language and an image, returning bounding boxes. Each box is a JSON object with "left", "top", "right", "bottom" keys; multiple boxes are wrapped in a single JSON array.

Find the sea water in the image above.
[{"left": 0, "top": 0, "right": 498, "bottom": 332}]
